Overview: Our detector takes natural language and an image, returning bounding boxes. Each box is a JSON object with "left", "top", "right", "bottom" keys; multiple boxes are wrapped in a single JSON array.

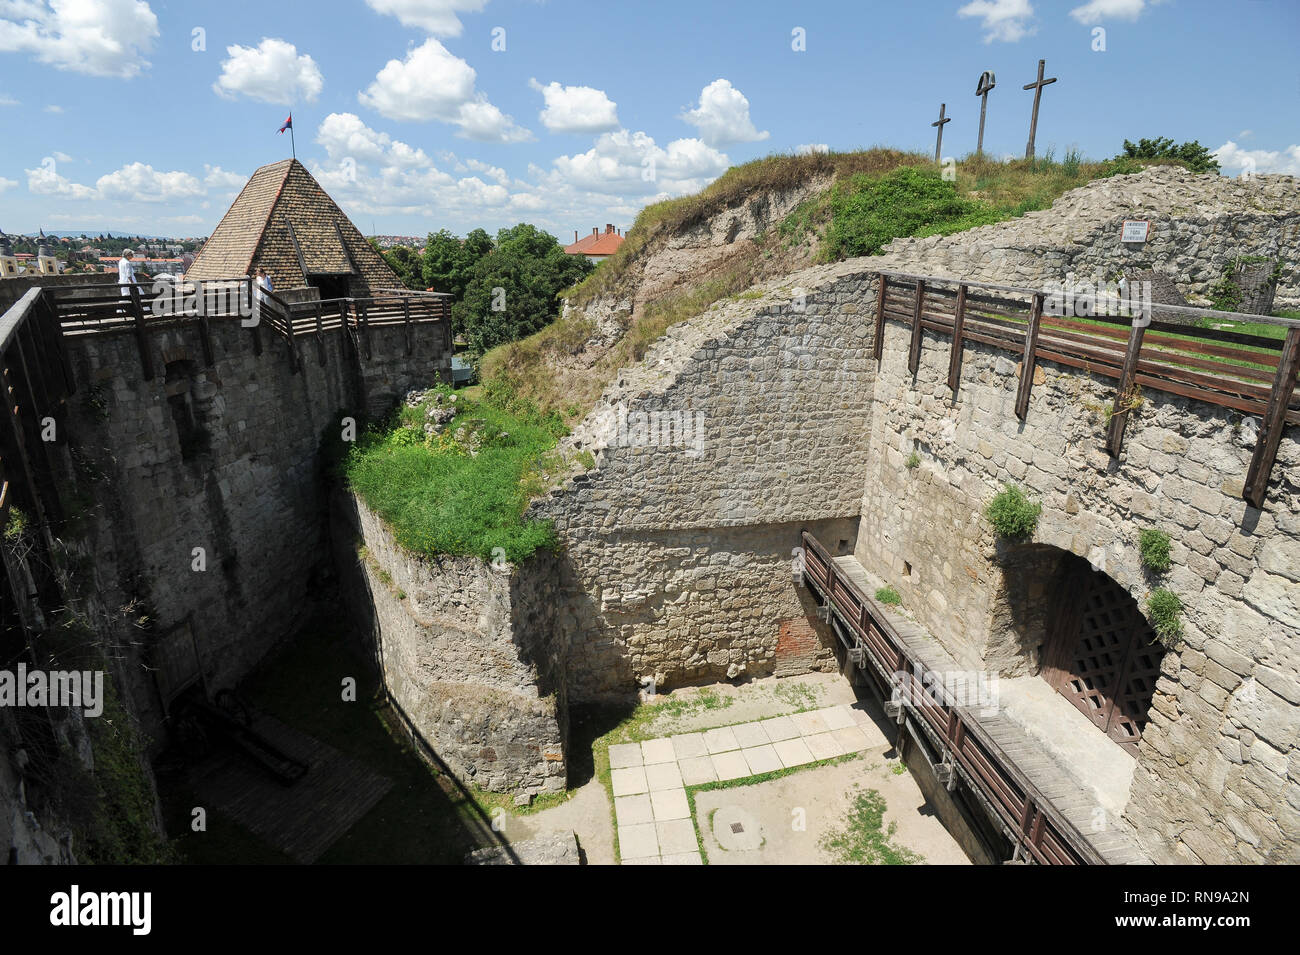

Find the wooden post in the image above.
[
  {"left": 403, "top": 298, "right": 413, "bottom": 356},
  {"left": 1022, "top": 59, "right": 1057, "bottom": 161},
  {"left": 1014, "top": 293, "right": 1043, "bottom": 419},
  {"left": 975, "top": 71, "right": 996, "bottom": 155},
  {"left": 38, "top": 294, "right": 75, "bottom": 395},
  {"left": 1243, "top": 327, "right": 1300, "bottom": 509},
  {"left": 127, "top": 285, "right": 155, "bottom": 380},
  {"left": 315, "top": 301, "right": 326, "bottom": 366},
  {"left": 197, "top": 312, "right": 214, "bottom": 367},
  {"left": 360, "top": 302, "right": 372, "bottom": 360},
  {"left": 947, "top": 283, "right": 968, "bottom": 393},
  {"left": 908, "top": 280, "right": 925, "bottom": 376},
  {"left": 281, "top": 299, "right": 299, "bottom": 374},
  {"left": 930, "top": 103, "right": 951, "bottom": 164},
  {"left": 873, "top": 276, "right": 888, "bottom": 362},
  {"left": 1105, "top": 318, "right": 1147, "bottom": 456}
]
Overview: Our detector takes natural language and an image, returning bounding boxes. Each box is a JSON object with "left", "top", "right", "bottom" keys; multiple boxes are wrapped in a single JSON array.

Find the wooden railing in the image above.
[
  {"left": 39, "top": 279, "right": 451, "bottom": 379},
  {"left": 874, "top": 271, "right": 1300, "bottom": 509},
  {"left": 799, "top": 530, "right": 1103, "bottom": 865}
]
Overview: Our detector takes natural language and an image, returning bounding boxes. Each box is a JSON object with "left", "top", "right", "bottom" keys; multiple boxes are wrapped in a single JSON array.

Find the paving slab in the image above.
[
  {"left": 641, "top": 738, "right": 677, "bottom": 765},
  {"left": 791, "top": 710, "right": 831, "bottom": 736},
  {"left": 608, "top": 743, "right": 644, "bottom": 770},
  {"left": 614, "top": 793, "right": 654, "bottom": 827},
  {"left": 650, "top": 788, "right": 690, "bottom": 822},
  {"left": 670, "top": 732, "right": 708, "bottom": 760},
  {"left": 621, "top": 856, "right": 661, "bottom": 865},
  {"left": 711, "top": 750, "right": 750, "bottom": 781},
  {"left": 645, "top": 760, "right": 684, "bottom": 792},
  {"left": 611, "top": 766, "right": 648, "bottom": 797},
  {"left": 618, "top": 822, "right": 659, "bottom": 860},
  {"left": 656, "top": 819, "right": 699, "bottom": 855},
  {"left": 703, "top": 725, "right": 740, "bottom": 754},
  {"left": 832, "top": 725, "right": 871, "bottom": 753},
  {"left": 804, "top": 731, "right": 845, "bottom": 761},
  {"left": 773, "top": 737, "right": 815, "bottom": 768},
  {"left": 732, "top": 721, "right": 770, "bottom": 748},
  {"left": 760, "top": 715, "right": 799, "bottom": 742},
  {"left": 742, "top": 744, "right": 783, "bottom": 775},
  {"left": 822, "top": 705, "right": 858, "bottom": 731},
  {"left": 679, "top": 755, "right": 717, "bottom": 786}
]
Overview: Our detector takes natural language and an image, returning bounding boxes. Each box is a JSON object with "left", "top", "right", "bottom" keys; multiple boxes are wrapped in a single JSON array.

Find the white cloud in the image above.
[
  {"left": 0, "top": 93, "right": 15, "bottom": 106},
  {"left": 43, "top": 104, "right": 62, "bottom": 113},
  {"left": 364, "top": 0, "right": 488, "bottom": 36},
  {"left": 203, "top": 164, "right": 245, "bottom": 190},
  {"left": 1068, "top": 0, "right": 1148, "bottom": 23},
  {"left": 1213, "top": 141, "right": 1300, "bottom": 177},
  {"left": 528, "top": 79, "right": 619, "bottom": 134},
  {"left": 96, "top": 162, "right": 204, "bottom": 202},
  {"left": 25, "top": 161, "right": 96, "bottom": 199},
  {"left": 957, "top": 0, "right": 1036, "bottom": 43},
  {"left": 0, "top": 0, "right": 158, "bottom": 77},
  {"left": 680, "top": 79, "right": 768, "bottom": 148},
  {"left": 51, "top": 150, "right": 73, "bottom": 162},
  {"left": 359, "top": 38, "right": 530, "bottom": 142},
  {"left": 0, "top": 176, "right": 16, "bottom": 192},
  {"left": 213, "top": 38, "right": 323, "bottom": 104},
  {"left": 796, "top": 143, "right": 829, "bottom": 155},
  {"left": 315, "top": 112, "right": 433, "bottom": 169},
  {"left": 464, "top": 157, "right": 508, "bottom": 184},
  {"left": 547, "top": 128, "right": 729, "bottom": 196}
]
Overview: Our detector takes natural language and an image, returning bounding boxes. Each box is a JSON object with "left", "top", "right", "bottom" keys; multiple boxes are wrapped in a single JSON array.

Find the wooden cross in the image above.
[
  {"left": 1022, "top": 58, "right": 1057, "bottom": 160},
  {"left": 931, "top": 103, "right": 951, "bottom": 165},
  {"left": 975, "top": 71, "right": 996, "bottom": 155}
]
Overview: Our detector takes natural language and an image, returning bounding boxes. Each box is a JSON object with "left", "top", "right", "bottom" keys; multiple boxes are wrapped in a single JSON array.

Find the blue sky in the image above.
[{"left": 1, "top": 0, "right": 1297, "bottom": 239}]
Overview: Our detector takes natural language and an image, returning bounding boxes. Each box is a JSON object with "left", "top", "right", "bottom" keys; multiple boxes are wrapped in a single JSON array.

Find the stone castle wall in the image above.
[
  {"left": 59, "top": 316, "right": 450, "bottom": 737},
  {"left": 334, "top": 495, "right": 567, "bottom": 795}
]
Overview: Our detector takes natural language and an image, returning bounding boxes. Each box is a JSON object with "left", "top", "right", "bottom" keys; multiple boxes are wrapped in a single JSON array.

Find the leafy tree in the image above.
[
  {"left": 422, "top": 227, "right": 494, "bottom": 299},
  {"left": 453, "top": 224, "right": 593, "bottom": 353},
  {"left": 380, "top": 244, "right": 423, "bottom": 289},
  {"left": 1119, "top": 137, "right": 1220, "bottom": 173}
]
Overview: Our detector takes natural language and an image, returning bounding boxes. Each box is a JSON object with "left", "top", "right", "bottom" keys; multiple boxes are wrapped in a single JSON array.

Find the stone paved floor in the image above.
[{"left": 610, "top": 702, "right": 879, "bottom": 864}]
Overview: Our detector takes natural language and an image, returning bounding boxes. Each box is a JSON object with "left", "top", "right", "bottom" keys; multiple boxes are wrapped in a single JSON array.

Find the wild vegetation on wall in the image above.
[{"left": 342, "top": 383, "right": 564, "bottom": 562}]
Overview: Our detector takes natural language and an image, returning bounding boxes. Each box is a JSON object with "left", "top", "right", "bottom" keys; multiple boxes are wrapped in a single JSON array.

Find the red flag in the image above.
[{"left": 277, "top": 114, "right": 292, "bottom": 134}]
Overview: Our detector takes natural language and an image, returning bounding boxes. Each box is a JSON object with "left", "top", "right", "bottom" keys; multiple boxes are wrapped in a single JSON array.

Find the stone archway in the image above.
[{"left": 1039, "top": 555, "right": 1164, "bottom": 757}]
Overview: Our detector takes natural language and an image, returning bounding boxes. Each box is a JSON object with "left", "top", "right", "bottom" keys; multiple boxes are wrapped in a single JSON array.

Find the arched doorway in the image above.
[{"left": 1039, "top": 556, "right": 1164, "bottom": 757}]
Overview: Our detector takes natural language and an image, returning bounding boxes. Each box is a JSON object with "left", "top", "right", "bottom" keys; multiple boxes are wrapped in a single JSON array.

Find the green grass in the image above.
[
  {"left": 985, "top": 485, "right": 1042, "bottom": 540},
  {"left": 343, "top": 384, "right": 564, "bottom": 562},
  {"left": 1147, "top": 588, "right": 1184, "bottom": 648},
  {"left": 875, "top": 586, "right": 902, "bottom": 606},
  {"left": 1139, "top": 528, "right": 1173, "bottom": 574},
  {"left": 818, "top": 785, "right": 924, "bottom": 865}
]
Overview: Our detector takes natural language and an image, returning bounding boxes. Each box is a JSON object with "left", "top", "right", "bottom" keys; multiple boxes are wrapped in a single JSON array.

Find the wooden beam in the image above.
[
  {"left": 873, "top": 275, "right": 887, "bottom": 362},
  {"left": 128, "top": 285, "right": 155, "bottom": 380},
  {"left": 908, "top": 279, "right": 925, "bottom": 376},
  {"left": 1105, "top": 318, "right": 1147, "bottom": 456},
  {"left": 1243, "top": 326, "right": 1300, "bottom": 509},
  {"left": 315, "top": 301, "right": 326, "bottom": 366},
  {"left": 947, "top": 283, "right": 967, "bottom": 393},
  {"left": 1014, "top": 293, "right": 1043, "bottom": 419}
]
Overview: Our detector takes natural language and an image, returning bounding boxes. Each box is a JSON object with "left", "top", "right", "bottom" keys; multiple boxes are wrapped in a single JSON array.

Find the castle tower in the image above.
[
  {"left": 36, "top": 229, "right": 60, "bottom": 275},
  {"left": 0, "top": 229, "right": 16, "bottom": 278}
]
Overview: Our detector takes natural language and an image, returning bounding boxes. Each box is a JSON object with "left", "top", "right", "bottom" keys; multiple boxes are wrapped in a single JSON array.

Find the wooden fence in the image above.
[
  {"left": 874, "top": 270, "right": 1300, "bottom": 509},
  {"left": 800, "top": 530, "right": 1103, "bottom": 865}
]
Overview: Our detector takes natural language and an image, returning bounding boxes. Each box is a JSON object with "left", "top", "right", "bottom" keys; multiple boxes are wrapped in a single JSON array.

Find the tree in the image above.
[
  {"left": 453, "top": 224, "right": 593, "bottom": 353},
  {"left": 1119, "top": 137, "right": 1220, "bottom": 173},
  {"left": 380, "top": 244, "right": 423, "bottom": 289},
  {"left": 421, "top": 228, "right": 493, "bottom": 298}
]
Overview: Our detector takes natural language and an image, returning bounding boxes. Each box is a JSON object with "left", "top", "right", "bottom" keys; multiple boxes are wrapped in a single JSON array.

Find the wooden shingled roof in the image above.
[{"left": 185, "top": 159, "right": 401, "bottom": 294}]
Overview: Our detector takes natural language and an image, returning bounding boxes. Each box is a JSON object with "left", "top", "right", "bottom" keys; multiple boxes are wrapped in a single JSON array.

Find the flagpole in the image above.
[{"left": 290, "top": 116, "right": 296, "bottom": 160}]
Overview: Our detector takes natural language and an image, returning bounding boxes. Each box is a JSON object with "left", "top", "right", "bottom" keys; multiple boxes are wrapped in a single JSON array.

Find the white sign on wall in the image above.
[{"left": 1121, "top": 219, "right": 1151, "bottom": 243}]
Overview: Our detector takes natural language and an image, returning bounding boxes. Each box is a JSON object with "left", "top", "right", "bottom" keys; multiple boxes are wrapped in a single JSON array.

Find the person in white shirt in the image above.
[{"left": 117, "top": 249, "right": 137, "bottom": 296}]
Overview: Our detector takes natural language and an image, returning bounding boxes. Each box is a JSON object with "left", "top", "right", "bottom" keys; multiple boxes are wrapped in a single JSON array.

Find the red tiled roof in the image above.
[{"left": 564, "top": 225, "right": 624, "bottom": 257}]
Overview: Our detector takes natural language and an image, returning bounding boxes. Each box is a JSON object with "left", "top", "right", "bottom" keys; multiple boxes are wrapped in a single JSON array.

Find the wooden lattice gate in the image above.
[{"left": 1041, "top": 562, "right": 1164, "bottom": 756}]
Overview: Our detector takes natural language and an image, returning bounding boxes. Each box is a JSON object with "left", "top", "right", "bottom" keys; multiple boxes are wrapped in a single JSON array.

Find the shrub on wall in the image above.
[
  {"left": 1147, "top": 588, "right": 1184, "bottom": 647},
  {"left": 984, "top": 485, "right": 1042, "bottom": 539},
  {"left": 874, "top": 586, "right": 902, "bottom": 606},
  {"left": 1139, "top": 528, "right": 1172, "bottom": 573}
]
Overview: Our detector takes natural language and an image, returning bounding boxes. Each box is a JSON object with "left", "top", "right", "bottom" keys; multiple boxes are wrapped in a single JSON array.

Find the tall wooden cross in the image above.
[
  {"left": 1022, "top": 59, "right": 1057, "bottom": 160},
  {"left": 931, "top": 103, "right": 951, "bottom": 165},
  {"left": 975, "top": 71, "right": 996, "bottom": 155}
]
